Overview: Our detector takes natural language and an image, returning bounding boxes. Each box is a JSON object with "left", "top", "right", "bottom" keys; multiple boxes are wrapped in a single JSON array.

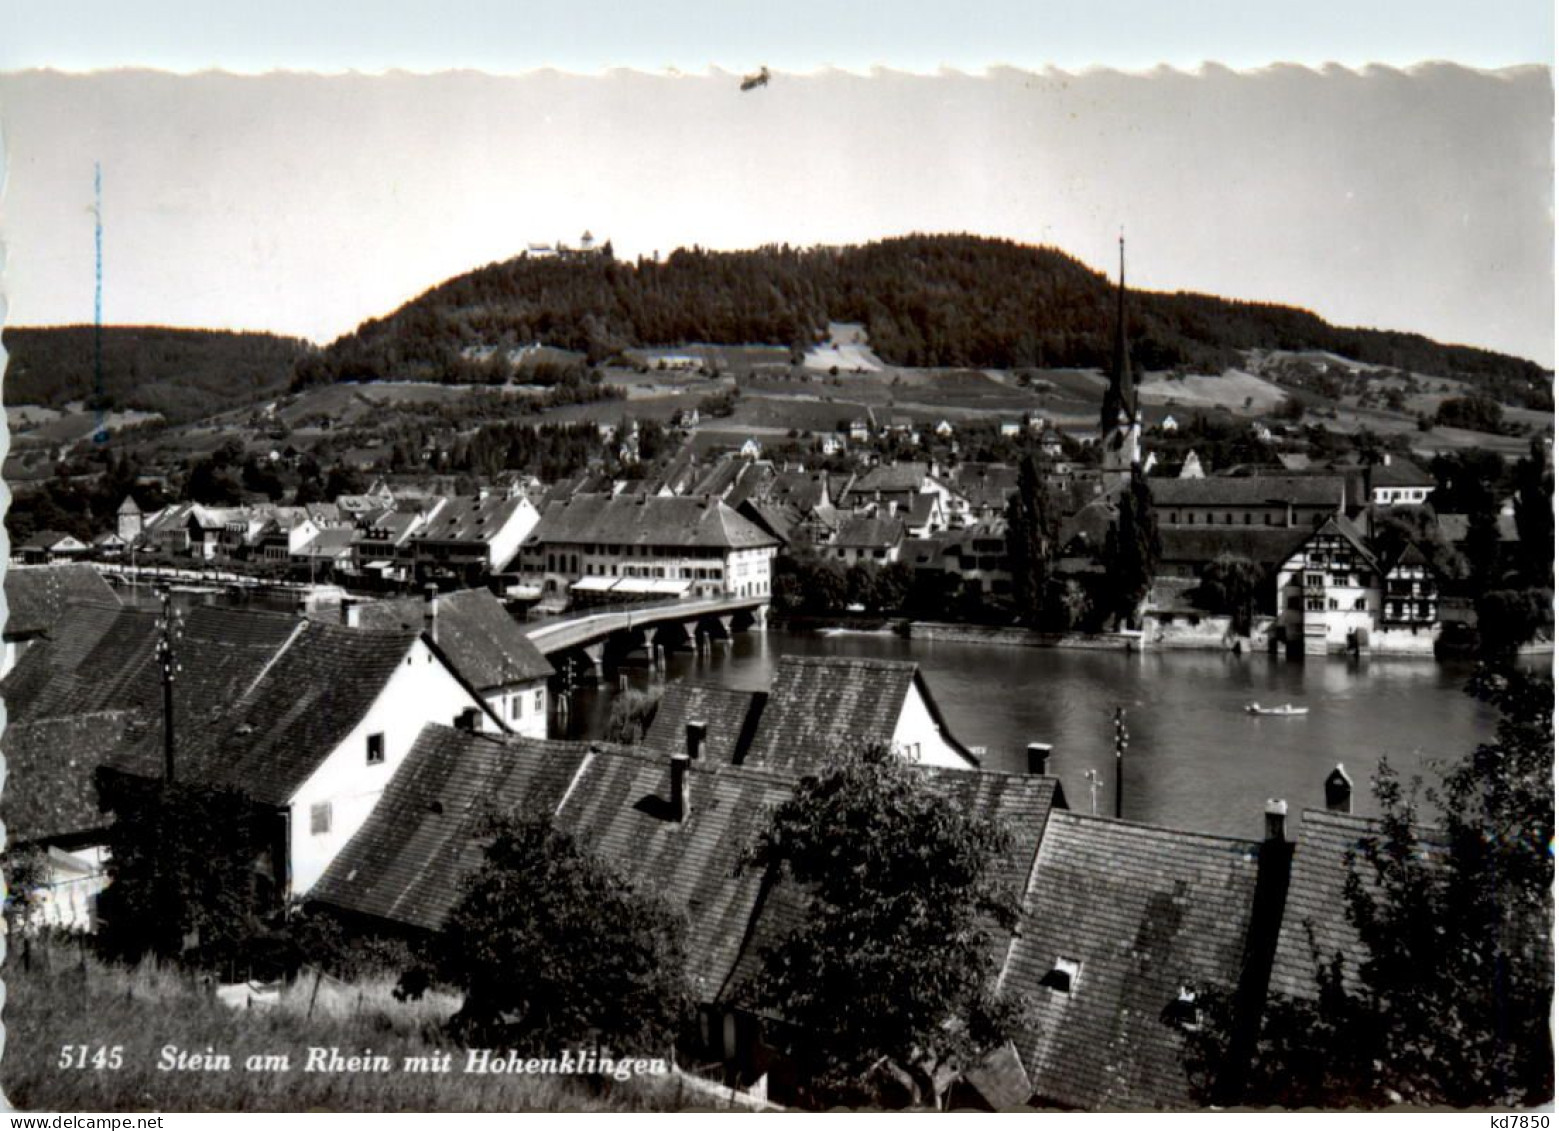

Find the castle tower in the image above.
[{"left": 1100, "top": 236, "right": 1142, "bottom": 486}]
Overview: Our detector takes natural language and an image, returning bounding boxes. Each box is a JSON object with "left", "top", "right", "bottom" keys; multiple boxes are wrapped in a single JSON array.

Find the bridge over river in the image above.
[{"left": 521, "top": 594, "right": 768, "bottom": 684}]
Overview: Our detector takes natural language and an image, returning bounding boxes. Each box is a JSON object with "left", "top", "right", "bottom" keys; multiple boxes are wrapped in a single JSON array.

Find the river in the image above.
[
  {"left": 565, "top": 626, "right": 1509, "bottom": 841},
  {"left": 136, "top": 582, "right": 1511, "bottom": 841}
]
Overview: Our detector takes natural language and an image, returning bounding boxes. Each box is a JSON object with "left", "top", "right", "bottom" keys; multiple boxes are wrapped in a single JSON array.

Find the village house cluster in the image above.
[{"left": 5, "top": 557, "right": 1401, "bottom": 1110}]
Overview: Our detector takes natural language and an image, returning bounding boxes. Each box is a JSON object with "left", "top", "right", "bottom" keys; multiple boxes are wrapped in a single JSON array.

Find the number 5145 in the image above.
[{"left": 59, "top": 1045, "right": 124, "bottom": 1070}]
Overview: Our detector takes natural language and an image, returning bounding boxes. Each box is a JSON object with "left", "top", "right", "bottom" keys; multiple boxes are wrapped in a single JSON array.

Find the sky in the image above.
[{"left": 0, "top": 2, "right": 1553, "bottom": 365}]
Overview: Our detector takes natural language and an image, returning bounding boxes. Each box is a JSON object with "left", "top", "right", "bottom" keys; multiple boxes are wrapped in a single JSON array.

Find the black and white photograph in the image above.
[{"left": 0, "top": 0, "right": 1552, "bottom": 1115}]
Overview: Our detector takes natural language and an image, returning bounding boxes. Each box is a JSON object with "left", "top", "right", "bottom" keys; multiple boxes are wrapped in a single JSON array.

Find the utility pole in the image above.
[
  {"left": 1113, "top": 706, "right": 1128, "bottom": 820},
  {"left": 156, "top": 589, "right": 183, "bottom": 782}
]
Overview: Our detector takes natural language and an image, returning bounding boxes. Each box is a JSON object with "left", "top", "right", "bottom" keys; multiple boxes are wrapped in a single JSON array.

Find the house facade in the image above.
[
  {"left": 520, "top": 494, "right": 780, "bottom": 603},
  {"left": 1275, "top": 515, "right": 1381, "bottom": 655}
]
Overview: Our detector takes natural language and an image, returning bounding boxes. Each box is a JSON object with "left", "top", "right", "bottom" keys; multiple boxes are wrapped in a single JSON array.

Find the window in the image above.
[
  {"left": 1243, "top": 513, "right": 1252, "bottom": 525},
  {"left": 366, "top": 733, "right": 385, "bottom": 765},
  {"left": 534, "top": 689, "right": 544, "bottom": 712},
  {"left": 1306, "top": 597, "right": 1325, "bottom": 612},
  {"left": 1354, "top": 597, "right": 1367, "bottom": 611},
  {"left": 1041, "top": 957, "right": 1080, "bottom": 994},
  {"left": 1327, "top": 598, "right": 1339, "bottom": 610},
  {"left": 310, "top": 802, "right": 332, "bottom": 836},
  {"left": 511, "top": 695, "right": 521, "bottom": 720}
]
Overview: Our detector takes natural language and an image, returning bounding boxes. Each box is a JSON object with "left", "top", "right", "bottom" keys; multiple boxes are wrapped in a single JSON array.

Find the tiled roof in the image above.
[
  {"left": 526, "top": 494, "right": 780, "bottom": 550},
  {"left": 159, "top": 622, "right": 423, "bottom": 806},
  {"left": 1004, "top": 812, "right": 1263, "bottom": 1111},
  {"left": 742, "top": 656, "right": 973, "bottom": 773},
  {"left": 1267, "top": 809, "right": 1445, "bottom": 1002},
  {"left": 1, "top": 603, "right": 300, "bottom": 728},
  {"left": 833, "top": 515, "right": 905, "bottom": 549},
  {"left": 19, "top": 530, "right": 82, "bottom": 551},
  {"left": 1156, "top": 527, "right": 1308, "bottom": 570},
  {"left": 722, "top": 766, "right": 1065, "bottom": 1010},
  {"left": 295, "top": 528, "right": 357, "bottom": 558},
  {"left": 849, "top": 463, "right": 931, "bottom": 496},
  {"left": 767, "top": 470, "right": 831, "bottom": 512},
  {"left": 640, "top": 683, "right": 769, "bottom": 765},
  {"left": 417, "top": 495, "right": 528, "bottom": 543},
  {"left": 309, "top": 727, "right": 596, "bottom": 931},
  {"left": 1372, "top": 460, "right": 1434, "bottom": 488},
  {"left": 353, "top": 589, "right": 554, "bottom": 688},
  {"left": 553, "top": 748, "right": 797, "bottom": 998},
  {"left": 907, "top": 493, "right": 939, "bottom": 525},
  {"left": 3, "top": 564, "right": 120, "bottom": 638},
  {"left": 1, "top": 711, "right": 148, "bottom": 844},
  {"left": 1149, "top": 475, "right": 1347, "bottom": 509}
]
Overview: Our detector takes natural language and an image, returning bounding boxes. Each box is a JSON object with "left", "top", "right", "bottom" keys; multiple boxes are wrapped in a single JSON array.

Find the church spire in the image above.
[{"left": 1101, "top": 233, "right": 1137, "bottom": 436}]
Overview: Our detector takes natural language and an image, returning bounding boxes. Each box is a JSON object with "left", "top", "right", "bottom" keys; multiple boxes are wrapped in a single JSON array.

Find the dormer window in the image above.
[
  {"left": 1041, "top": 956, "right": 1080, "bottom": 994},
  {"left": 1167, "top": 985, "right": 1203, "bottom": 1032}
]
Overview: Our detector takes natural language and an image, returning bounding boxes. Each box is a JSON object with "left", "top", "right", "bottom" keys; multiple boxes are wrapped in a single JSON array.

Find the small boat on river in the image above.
[{"left": 1245, "top": 702, "right": 1309, "bottom": 717}]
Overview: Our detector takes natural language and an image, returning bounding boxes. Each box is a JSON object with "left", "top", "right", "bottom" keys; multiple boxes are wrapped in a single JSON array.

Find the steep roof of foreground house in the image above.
[
  {"left": 4, "top": 564, "right": 120, "bottom": 639},
  {"left": 0, "top": 603, "right": 298, "bottom": 725},
  {"left": 1267, "top": 808, "right": 1448, "bottom": 1002},
  {"left": 309, "top": 727, "right": 598, "bottom": 931},
  {"left": 528, "top": 493, "right": 780, "bottom": 550},
  {"left": 353, "top": 588, "right": 554, "bottom": 687},
  {"left": 551, "top": 748, "right": 798, "bottom": 998},
  {"left": 1, "top": 711, "right": 148, "bottom": 845},
  {"left": 1002, "top": 811, "right": 1265, "bottom": 1111},
  {"left": 741, "top": 656, "right": 976, "bottom": 773},
  {"left": 639, "top": 682, "right": 769, "bottom": 766},
  {"left": 312, "top": 730, "right": 798, "bottom": 1001}
]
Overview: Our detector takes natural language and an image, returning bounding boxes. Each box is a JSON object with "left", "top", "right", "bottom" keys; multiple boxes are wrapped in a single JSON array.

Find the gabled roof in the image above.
[
  {"left": 906, "top": 493, "right": 940, "bottom": 526},
  {"left": 721, "top": 766, "right": 1065, "bottom": 1012},
  {"left": 1156, "top": 527, "right": 1308, "bottom": 570},
  {"left": 1150, "top": 475, "right": 1347, "bottom": 509},
  {"left": 1371, "top": 459, "right": 1434, "bottom": 488},
  {"left": 847, "top": 462, "right": 931, "bottom": 497},
  {"left": 416, "top": 495, "right": 529, "bottom": 543},
  {"left": 1, "top": 603, "right": 299, "bottom": 726},
  {"left": 640, "top": 683, "right": 769, "bottom": 765},
  {"left": 294, "top": 527, "right": 357, "bottom": 558},
  {"left": 308, "top": 727, "right": 597, "bottom": 931},
  {"left": 527, "top": 494, "right": 780, "bottom": 550},
  {"left": 1003, "top": 812, "right": 1264, "bottom": 1111},
  {"left": 742, "top": 656, "right": 975, "bottom": 773},
  {"left": 552, "top": 748, "right": 797, "bottom": 998},
  {"left": 120, "top": 621, "right": 426, "bottom": 806},
  {"left": 1, "top": 711, "right": 148, "bottom": 844},
  {"left": 833, "top": 515, "right": 905, "bottom": 550},
  {"left": 354, "top": 589, "right": 554, "bottom": 687},
  {"left": 1268, "top": 808, "right": 1446, "bottom": 1002},
  {"left": 18, "top": 530, "right": 84, "bottom": 551},
  {"left": 4, "top": 564, "right": 120, "bottom": 639},
  {"left": 1296, "top": 513, "right": 1379, "bottom": 572}
]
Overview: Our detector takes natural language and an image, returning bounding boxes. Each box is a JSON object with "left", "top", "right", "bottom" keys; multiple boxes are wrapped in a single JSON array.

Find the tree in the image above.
[
  {"left": 1005, "top": 455, "right": 1059, "bottom": 627},
  {"left": 604, "top": 687, "right": 662, "bottom": 745},
  {"left": 1195, "top": 554, "right": 1261, "bottom": 634},
  {"left": 95, "top": 775, "right": 273, "bottom": 964},
  {"left": 1177, "top": 668, "right": 1554, "bottom": 1108},
  {"left": 740, "top": 743, "right": 1028, "bottom": 1107},
  {"left": 1511, "top": 436, "right": 1554, "bottom": 587},
  {"left": 425, "top": 810, "right": 691, "bottom": 1054},
  {"left": 1102, "top": 468, "right": 1160, "bottom": 629},
  {"left": 1464, "top": 483, "right": 1504, "bottom": 593}
]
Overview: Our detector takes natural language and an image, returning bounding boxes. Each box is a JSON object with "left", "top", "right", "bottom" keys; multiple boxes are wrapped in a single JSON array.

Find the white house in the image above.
[
  {"left": 520, "top": 493, "right": 781, "bottom": 603},
  {"left": 1275, "top": 514, "right": 1381, "bottom": 656},
  {"left": 411, "top": 493, "right": 540, "bottom": 582},
  {"left": 1370, "top": 456, "right": 1435, "bottom": 507},
  {"left": 351, "top": 588, "right": 555, "bottom": 739}
]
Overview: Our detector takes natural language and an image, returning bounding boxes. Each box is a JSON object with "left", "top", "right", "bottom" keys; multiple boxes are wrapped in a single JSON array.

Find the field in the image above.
[{"left": 2, "top": 938, "right": 701, "bottom": 1113}]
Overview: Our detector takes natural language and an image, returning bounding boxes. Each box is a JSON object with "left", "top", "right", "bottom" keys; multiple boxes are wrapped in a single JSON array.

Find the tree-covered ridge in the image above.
[
  {"left": 298, "top": 235, "right": 1550, "bottom": 400},
  {"left": 4, "top": 326, "right": 311, "bottom": 424}
]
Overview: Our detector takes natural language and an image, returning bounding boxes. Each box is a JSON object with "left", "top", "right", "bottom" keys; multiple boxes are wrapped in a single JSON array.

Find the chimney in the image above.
[
  {"left": 455, "top": 707, "right": 481, "bottom": 733},
  {"left": 423, "top": 583, "right": 439, "bottom": 645},
  {"left": 1264, "top": 798, "right": 1289, "bottom": 843},
  {"left": 687, "top": 719, "right": 708, "bottom": 762},
  {"left": 1324, "top": 764, "right": 1355, "bottom": 814},
  {"left": 670, "top": 753, "right": 691, "bottom": 822},
  {"left": 340, "top": 598, "right": 361, "bottom": 628},
  {"left": 1026, "top": 742, "right": 1053, "bottom": 776}
]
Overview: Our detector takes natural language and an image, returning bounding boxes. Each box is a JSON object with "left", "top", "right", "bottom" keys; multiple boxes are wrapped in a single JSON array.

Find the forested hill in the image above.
[
  {"left": 296, "top": 235, "right": 1551, "bottom": 406},
  {"left": 4, "top": 326, "right": 311, "bottom": 425}
]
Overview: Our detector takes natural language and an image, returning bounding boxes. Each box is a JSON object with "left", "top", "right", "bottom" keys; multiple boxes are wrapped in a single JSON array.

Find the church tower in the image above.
[{"left": 1100, "top": 236, "right": 1142, "bottom": 487}]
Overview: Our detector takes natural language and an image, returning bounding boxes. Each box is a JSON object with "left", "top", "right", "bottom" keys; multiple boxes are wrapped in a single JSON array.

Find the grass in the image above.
[{"left": 3, "top": 938, "right": 695, "bottom": 1113}]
